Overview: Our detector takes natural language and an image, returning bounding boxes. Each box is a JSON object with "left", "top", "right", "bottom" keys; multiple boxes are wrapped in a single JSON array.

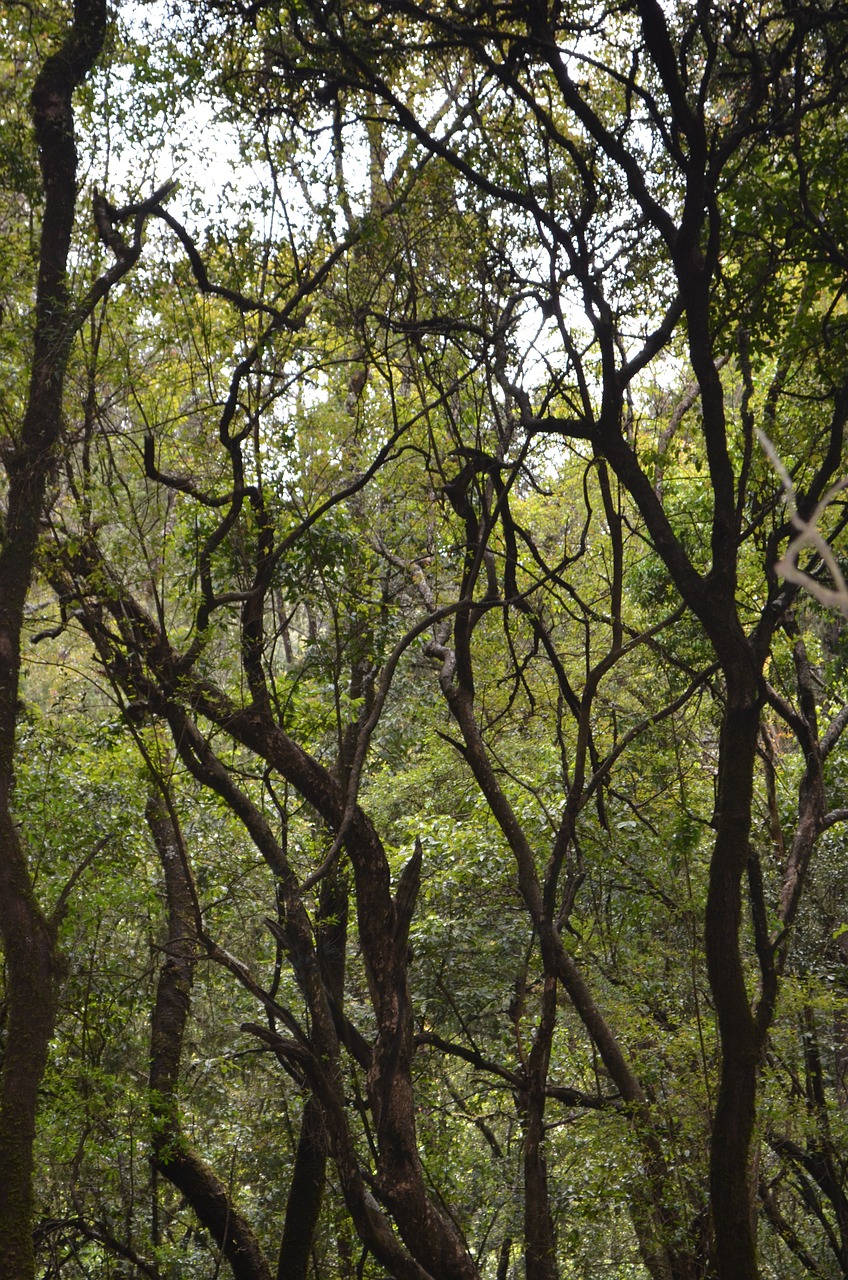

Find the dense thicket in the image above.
[{"left": 3, "top": 2, "right": 848, "bottom": 1279}]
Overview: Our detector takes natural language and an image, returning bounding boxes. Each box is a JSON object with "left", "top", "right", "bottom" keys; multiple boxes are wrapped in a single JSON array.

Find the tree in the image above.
[
  {"left": 232, "top": 3, "right": 848, "bottom": 1274},
  {"left": 5, "top": 2, "right": 848, "bottom": 1279},
  {"left": 0, "top": 2, "right": 187, "bottom": 1273},
  {"left": 0, "top": 3, "right": 108, "bottom": 1275}
]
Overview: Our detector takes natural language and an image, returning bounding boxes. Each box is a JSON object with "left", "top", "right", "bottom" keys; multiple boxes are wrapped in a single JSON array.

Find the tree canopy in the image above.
[{"left": 3, "top": 2, "right": 848, "bottom": 1279}]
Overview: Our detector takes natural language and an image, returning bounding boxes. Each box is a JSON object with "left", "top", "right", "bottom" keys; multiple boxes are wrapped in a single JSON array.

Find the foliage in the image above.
[{"left": 3, "top": 3, "right": 848, "bottom": 1280}]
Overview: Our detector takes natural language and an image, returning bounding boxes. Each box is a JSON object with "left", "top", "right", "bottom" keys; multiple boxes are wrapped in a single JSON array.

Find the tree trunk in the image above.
[
  {"left": 278, "top": 870, "right": 347, "bottom": 1280},
  {"left": 0, "top": 4, "right": 106, "bottom": 1276},
  {"left": 278, "top": 1095, "right": 327, "bottom": 1280},
  {"left": 705, "top": 692, "right": 764, "bottom": 1280},
  {"left": 146, "top": 787, "right": 273, "bottom": 1280},
  {"left": 0, "top": 812, "right": 59, "bottom": 1280},
  {"left": 523, "top": 976, "right": 559, "bottom": 1280}
]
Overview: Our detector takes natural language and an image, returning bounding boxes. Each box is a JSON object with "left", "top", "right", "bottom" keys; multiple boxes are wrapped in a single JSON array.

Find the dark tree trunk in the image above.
[
  {"left": 705, "top": 690, "right": 764, "bottom": 1280},
  {"left": 0, "top": 4, "right": 105, "bottom": 1276},
  {"left": 146, "top": 788, "right": 274, "bottom": 1280},
  {"left": 523, "top": 976, "right": 559, "bottom": 1280},
  {"left": 0, "top": 812, "right": 59, "bottom": 1280},
  {"left": 278, "top": 870, "right": 347, "bottom": 1280},
  {"left": 277, "top": 1094, "right": 327, "bottom": 1280}
]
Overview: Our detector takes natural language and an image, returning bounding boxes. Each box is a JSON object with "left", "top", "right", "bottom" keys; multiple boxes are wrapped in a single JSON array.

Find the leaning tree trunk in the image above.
[
  {"left": 0, "top": 3, "right": 106, "bottom": 1276},
  {"left": 146, "top": 787, "right": 274, "bottom": 1280}
]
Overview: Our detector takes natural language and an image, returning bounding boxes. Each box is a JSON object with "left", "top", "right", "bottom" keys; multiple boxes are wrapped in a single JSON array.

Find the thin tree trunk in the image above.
[
  {"left": 278, "top": 870, "right": 347, "bottom": 1280},
  {"left": 522, "top": 976, "right": 559, "bottom": 1280},
  {"left": 146, "top": 787, "right": 273, "bottom": 1280}
]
